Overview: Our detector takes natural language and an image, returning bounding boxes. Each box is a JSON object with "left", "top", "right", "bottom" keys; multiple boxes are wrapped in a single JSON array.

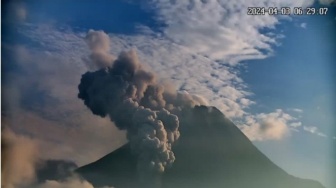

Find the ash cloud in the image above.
[
  {"left": 85, "top": 30, "right": 115, "bottom": 69},
  {"left": 2, "top": 127, "right": 38, "bottom": 188},
  {"left": 35, "top": 160, "right": 78, "bottom": 183},
  {"left": 1, "top": 127, "right": 110, "bottom": 188},
  {"left": 78, "top": 30, "right": 206, "bottom": 178}
]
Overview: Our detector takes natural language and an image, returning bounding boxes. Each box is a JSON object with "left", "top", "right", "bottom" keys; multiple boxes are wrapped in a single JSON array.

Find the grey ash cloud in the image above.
[{"left": 78, "top": 30, "right": 206, "bottom": 179}]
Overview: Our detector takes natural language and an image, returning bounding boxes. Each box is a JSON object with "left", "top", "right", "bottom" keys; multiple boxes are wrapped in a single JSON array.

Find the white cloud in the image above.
[
  {"left": 317, "top": 132, "right": 327, "bottom": 137},
  {"left": 290, "top": 108, "right": 304, "bottom": 113},
  {"left": 149, "top": 0, "right": 315, "bottom": 65},
  {"left": 303, "top": 126, "right": 318, "bottom": 133},
  {"left": 290, "top": 122, "right": 302, "bottom": 128},
  {"left": 240, "top": 98, "right": 256, "bottom": 108},
  {"left": 241, "top": 109, "right": 300, "bottom": 141},
  {"left": 303, "top": 126, "right": 327, "bottom": 138}
]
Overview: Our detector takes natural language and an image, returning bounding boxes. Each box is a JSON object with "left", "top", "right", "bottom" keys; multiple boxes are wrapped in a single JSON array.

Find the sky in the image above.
[{"left": 1, "top": 0, "right": 336, "bottom": 188}]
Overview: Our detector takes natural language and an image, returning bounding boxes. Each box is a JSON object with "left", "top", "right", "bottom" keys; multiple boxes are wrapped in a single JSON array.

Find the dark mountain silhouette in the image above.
[{"left": 77, "top": 105, "right": 325, "bottom": 188}]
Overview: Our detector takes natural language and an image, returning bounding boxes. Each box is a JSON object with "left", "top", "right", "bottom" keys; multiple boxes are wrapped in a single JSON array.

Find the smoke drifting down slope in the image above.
[{"left": 78, "top": 30, "right": 206, "bottom": 178}]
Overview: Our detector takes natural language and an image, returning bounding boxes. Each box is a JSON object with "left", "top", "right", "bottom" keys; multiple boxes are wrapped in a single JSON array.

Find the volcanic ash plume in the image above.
[
  {"left": 85, "top": 29, "right": 114, "bottom": 69},
  {"left": 78, "top": 30, "right": 205, "bottom": 176}
]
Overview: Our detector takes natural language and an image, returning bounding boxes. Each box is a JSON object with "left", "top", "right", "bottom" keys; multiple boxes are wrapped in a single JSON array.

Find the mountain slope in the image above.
[{"left": 77, "top": 105, "right": 325, "bottom": 188}]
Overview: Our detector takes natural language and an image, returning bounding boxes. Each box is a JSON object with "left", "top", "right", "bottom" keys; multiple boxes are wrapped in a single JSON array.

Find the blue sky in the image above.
[
  {"left": 241, "top": 6, "right": 336, "bottom": 187},
  {"left": 2, "top": 0, "right": 336, "bottom": 188},
  {"left": 241, "top": 5, "right": 336, "bottom": 187}
]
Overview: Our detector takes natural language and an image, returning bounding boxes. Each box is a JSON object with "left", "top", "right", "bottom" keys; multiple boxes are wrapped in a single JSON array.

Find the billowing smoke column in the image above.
[
  {"left": 85, "top": 30, "right": 114, "bottom": 69},
  {"left": 78, "top": 30, "right": 206, "bottom": 177}
]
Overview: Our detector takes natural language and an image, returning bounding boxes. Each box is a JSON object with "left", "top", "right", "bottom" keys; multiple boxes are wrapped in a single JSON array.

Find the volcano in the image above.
[{"left": 76, "top": 105, "right": 325, "bottom": 188}]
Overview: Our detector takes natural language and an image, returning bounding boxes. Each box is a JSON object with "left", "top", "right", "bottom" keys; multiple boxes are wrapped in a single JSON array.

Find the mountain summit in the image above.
[{"left": 77, "top": 105, "right": 325, "bottom": 188}]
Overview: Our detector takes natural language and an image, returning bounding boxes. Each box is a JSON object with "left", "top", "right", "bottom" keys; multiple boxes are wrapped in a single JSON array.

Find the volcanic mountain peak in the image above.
[{"left": 77, "top": 105, "right": 325, "bottom": 188}]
